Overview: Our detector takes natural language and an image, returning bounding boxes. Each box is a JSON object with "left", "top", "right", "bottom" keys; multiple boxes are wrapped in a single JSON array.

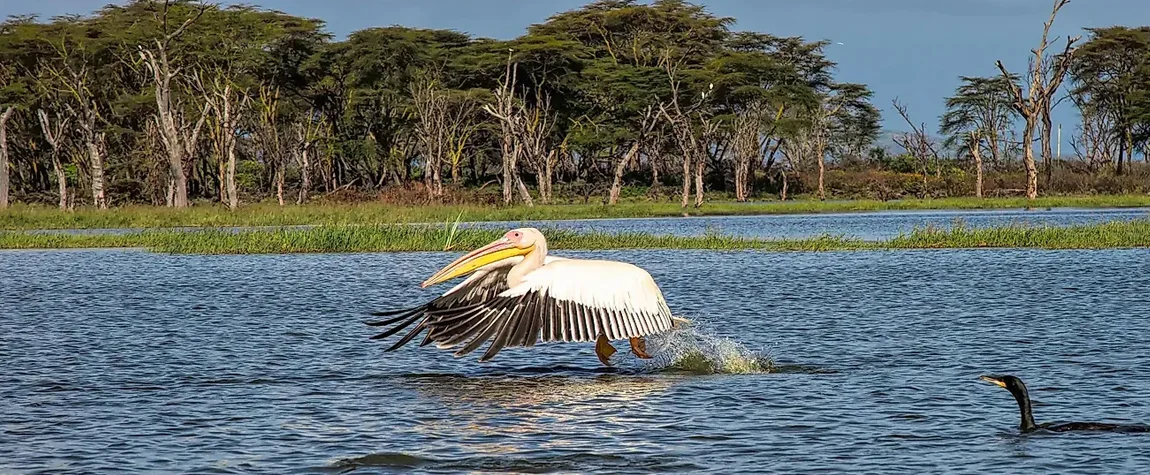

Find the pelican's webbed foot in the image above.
[
  {"left": 595, "top": 334, "right": 617, "bottom": 366},
  {"left": 629, "top": 337, "right": 652, "bottom": 359}
]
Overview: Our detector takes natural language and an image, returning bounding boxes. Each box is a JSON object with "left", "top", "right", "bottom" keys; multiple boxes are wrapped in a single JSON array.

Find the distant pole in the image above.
[{"left": 1056, "top": 123, "right": 1061, "bottom": 159}]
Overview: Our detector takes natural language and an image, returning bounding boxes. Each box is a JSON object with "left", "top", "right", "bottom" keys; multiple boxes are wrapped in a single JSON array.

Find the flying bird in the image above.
[{"left": 366, "top": 227, "right": 688, "bottom": 365}]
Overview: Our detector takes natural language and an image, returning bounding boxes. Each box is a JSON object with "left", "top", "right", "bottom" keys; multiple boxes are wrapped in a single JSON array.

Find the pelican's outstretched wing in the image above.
[
  {"left": 366, "top": 256, "right": 568, "bottom": 351},
  {"left": 414, "top": 258, "right": 675, "bottom": 362}
]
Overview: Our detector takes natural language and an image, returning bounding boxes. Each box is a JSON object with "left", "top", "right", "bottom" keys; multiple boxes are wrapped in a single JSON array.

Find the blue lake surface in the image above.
[
  {"left": 4, "top": 245, "right": 1150, "bottom": 473},
  {"left": 25, "top": 206, "right": 1150, "bottom": 241}
]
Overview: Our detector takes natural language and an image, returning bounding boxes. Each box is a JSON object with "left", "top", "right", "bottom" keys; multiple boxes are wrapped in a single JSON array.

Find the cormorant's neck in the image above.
[{"left": 1009, "top": 383, "right": 1037, "bottom": 432}]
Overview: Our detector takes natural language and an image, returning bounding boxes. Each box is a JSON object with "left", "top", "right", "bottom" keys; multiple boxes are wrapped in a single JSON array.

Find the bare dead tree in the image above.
[
  {"left": 254, "top": 85, "right": 288, "bottom": 205},
  {"left": 969, "top": 130, "right": 984, "bottom": 198},
  {"left": 892, "top": 98, "right": 941, "bottom": 197},
  {"left": 732, "top": 102, "right": 787, "bottom": 201},
  {"left": 658, "top": 53, "right": 715, "bottom": 208},
  {"left": 37, "top": 109, "right": 71, "bottom": 209},
  {"left": 608, "top": 104, "right": 660, "bottom": 205},
  {"left": 411, "top": 74, "right": 449, "bottom": 199},
  {"left": 194, "top": 70, "right": 250, "bottom": 209},
  {"left": 516, "top": 92, "right": 558, "bottom": 204},
  {"left": 482, "top": 51, "right": 534, "bottom": 206},
  {"left": 293, "top": 111, "right": 325, "bottom": 204},
  {"left": 995, "top": 0, "right": 1079, "bottom": 199},
  {"left": 1068, "top": 93, "right": 1117, "bottom": 172},
  {"left": 138, "top": 0, "right": 209, "bottom": 208},
  {"left": 0, "top": 106, "right": 12, "bottom": 209},
  {"left": 41, "top": 42, "right": 111, "bottom": 209}
]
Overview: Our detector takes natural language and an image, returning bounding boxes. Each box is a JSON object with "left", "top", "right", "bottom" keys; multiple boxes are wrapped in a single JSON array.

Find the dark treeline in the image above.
[{"left": 0, "top": 0, "right": 1147, "bottom": 210}]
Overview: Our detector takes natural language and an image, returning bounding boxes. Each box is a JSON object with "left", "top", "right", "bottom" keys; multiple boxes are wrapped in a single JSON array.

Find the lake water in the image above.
[
  {"left": 4, "top": 245, "right": 1150, "bottom": 473},
  {"left": 467, "top": 207, "right": 1150, "bottom": 240},
  {"left": 23, "top": 207, "right": 1150, "bottom": 241}
]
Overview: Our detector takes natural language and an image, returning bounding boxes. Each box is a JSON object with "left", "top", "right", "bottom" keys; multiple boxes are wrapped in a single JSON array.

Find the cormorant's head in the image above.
[{"left": 979, "top": 374, "right": 1028, "bottom": 395}]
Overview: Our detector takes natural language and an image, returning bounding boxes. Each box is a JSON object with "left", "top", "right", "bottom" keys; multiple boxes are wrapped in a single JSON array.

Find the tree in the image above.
[
  {"left": 1070, "top": 26, "right": 1150, "bottom": 174},
  {"left": 137, "top": 0, "right": 209, "bottom": 208},
  {"left": 37, "top": 109, "right": 69, "bottom": 209},
  {"left": 0, "top": 105, "right": 12, "bottom": 209},
  {"left": 995, "top": 0, "right": 1079, "bottom": 199},
  {"left": 940, "top": 75, "right": 1019, "bottom": 172},
  {"left": 194, "top": 70, "right": 250, "bottom": 209}
]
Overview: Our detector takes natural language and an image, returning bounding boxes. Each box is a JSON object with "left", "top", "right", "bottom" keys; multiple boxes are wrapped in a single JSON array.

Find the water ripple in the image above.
[{"left": 3, "top": 245, "right": 1150, "bottom": 473}]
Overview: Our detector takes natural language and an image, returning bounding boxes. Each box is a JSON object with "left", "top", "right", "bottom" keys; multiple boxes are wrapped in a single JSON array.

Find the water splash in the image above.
[{"left": 634, "top": 319, "right": 774, "bottom": 374}]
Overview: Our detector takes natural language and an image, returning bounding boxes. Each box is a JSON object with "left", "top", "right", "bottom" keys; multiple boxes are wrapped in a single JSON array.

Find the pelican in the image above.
[{"left": 366, "top": 227, "right": 687, "bottom": 365}]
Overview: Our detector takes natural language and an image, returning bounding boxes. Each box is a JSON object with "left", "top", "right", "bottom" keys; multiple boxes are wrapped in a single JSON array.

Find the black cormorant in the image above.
[{"left": 979, "top": 374, "right": 1150, "bottom": 433}]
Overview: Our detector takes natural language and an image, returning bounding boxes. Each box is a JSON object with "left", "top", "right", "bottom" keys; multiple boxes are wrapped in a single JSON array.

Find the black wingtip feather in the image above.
[{"left": 370, "top": 313, "right": 424, "bottom": 341}]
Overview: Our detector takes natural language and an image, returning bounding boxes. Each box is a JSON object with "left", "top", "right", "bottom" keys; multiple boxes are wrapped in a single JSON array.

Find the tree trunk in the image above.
[
  {"left": 971, "top": 140, "right": 984, "bottom": 199},
  {"left": 275, "top": 165, "right": 285, "bottom": 206},
  {"left": 53, "top": 155, "right": 67, "bottom": 210},
  {"left": 816, "top": 143, "right": 827, "bottom": 201},
  {"left": 515, "top": 174, "right": 533, "bottom": 206},
  {"left": 1116, "top": 136, "right": 1125, "bottom": 175},
  {"left": 298, "top": 147, "right": 311, "bottom": 204},
  {"left": 89, "top": 134, "right": 108, "bottom": 209},
  {"left": 217, "top": 154, "right": 227, "bottom": 204},
  {"left": 543, "top": 152, "right": 554, "bottom": 204},
  {"left": 609, "top": 142, "right": 640, "bottom": 205},
  {"left": 501, "top": 135, "right": 514, "bottom": 204},
  {"left": 693, "top": 154, "right": 704, "bottom": 207},
  {"left": 0, "top": 107, "right": 13, "bottom": 209},
  {"left": 680, "top": 153, "right": 691, "bottom": 208},
  {"left": 226, "top": 138, "right": 238, "bottom": 210},
  {"left": 1041, "top": 107, "right": 1053, "bottom": 186},
  {"left": 780, "top": 170, "right": 788, "bottom": 201},
  {"left": 1021, "top": 118, "right": 1038, "bottom": 200}
]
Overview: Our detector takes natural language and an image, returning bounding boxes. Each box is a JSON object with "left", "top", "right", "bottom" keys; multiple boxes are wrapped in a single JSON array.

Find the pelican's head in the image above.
[{"left": 421, "top": 227, "right": 542, "bottom": 288}]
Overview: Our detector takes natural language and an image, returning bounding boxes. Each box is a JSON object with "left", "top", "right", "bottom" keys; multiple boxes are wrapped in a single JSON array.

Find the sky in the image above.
[{"left": 3, "top": 0, "right": 1148, "bottom": 137}]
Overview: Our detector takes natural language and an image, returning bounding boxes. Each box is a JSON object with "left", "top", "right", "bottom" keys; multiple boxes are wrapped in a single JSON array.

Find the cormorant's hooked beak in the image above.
[
  {"left": 421, "top": 237, "right": 533, "bottom": 288},
  {"left": 979, "top": 375, "right": 1007, "bottom": 388}
]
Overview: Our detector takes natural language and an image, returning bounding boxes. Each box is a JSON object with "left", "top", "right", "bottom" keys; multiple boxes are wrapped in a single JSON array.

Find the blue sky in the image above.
[{"left": 4, "top": 0, "right": 1148, "bottom": 136}]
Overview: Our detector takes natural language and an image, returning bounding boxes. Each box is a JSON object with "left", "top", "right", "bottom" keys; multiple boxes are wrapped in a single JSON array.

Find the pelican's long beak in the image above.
[
  {"left": 421, "top": 238, "right": 533, "bottom": 288},
  {"left": 979, "top": 375, "right": 1007, "bottom": 388}
]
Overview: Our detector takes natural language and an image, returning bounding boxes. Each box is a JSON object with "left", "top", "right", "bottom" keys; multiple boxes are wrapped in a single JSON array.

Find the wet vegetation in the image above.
[{"left": 4, "top": 219, "right": 1150, "bottom": 254}]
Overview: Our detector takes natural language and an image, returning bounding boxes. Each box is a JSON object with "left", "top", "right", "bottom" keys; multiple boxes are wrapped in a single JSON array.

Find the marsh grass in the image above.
[
  {"left": 3, "top": 219, "right": 1149, "bottom": 254},
  {"left": 4, "top": 194, "right": 1150, "bottom": 231}
]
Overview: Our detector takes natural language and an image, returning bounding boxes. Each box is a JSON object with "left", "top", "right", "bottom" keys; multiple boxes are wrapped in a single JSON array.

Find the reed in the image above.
[
  {"left": 3, "top": 194, "right": 1150, "bottom": 231},
  {"left": 4, "top": 219, "right": 1149, "bottom": 253}
]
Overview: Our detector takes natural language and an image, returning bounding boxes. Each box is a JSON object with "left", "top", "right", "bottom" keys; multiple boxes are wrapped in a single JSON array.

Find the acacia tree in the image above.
[
  {"left": 253, "top": 86, "right": 289, "bottom": 205},
  {"left": 1070, "top": 26, "right": 1150, "bottom": 174},
  {"left": 194, "top": 71, "right": 250, "bottom": 209},
  {"left": 138, "top": 0, "right": 208, "bottom": 208},
  {"left": 41, "top": 41, "right": 111, "bottom": 209},
  {"left": 995, "top": 0, "right": 1079, "bottom": 199},
  {"left": 940, "top": 75, "right": 1019, "bottom": 172},
  {"left": 37, "top": 109, "right": 69, "bottom": 208}
]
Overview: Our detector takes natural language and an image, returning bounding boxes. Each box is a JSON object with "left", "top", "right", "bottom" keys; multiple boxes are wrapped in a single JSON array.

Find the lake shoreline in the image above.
[{"left": 3, "top": 195, "right": 1150, "bottom": 231}]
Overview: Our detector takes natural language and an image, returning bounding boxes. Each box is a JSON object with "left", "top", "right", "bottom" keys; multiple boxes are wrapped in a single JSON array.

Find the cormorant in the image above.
[{"left": 979, "top": 374, "right": 1150, "bottom": 433}]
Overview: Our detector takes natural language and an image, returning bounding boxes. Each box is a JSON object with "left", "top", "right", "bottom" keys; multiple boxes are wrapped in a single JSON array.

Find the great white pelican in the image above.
[{"left": 366, "top": 227, "right": 687, "bottom": 365}]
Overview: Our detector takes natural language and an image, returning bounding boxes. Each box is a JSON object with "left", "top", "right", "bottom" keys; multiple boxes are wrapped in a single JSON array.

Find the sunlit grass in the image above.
[
  {"left": 3, "top": 219, "right": 1150, "bottom": 254},
  {"left": 3, "top": 194, "right": 1150, "bottom": 231}
]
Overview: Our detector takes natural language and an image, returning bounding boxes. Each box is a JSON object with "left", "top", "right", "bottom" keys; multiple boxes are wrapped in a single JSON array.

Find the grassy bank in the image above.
[
  {"left": 3, "top": 219, "right": 1149, "bottom": 254},
  {"left": 3, "top": 194, "right": 1150, "bottom": 230}
]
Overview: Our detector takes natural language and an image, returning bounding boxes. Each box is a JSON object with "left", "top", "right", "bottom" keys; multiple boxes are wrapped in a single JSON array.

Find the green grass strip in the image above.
[{"left": 3, "top": 219, "right": 1150, "bottom": 254}]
